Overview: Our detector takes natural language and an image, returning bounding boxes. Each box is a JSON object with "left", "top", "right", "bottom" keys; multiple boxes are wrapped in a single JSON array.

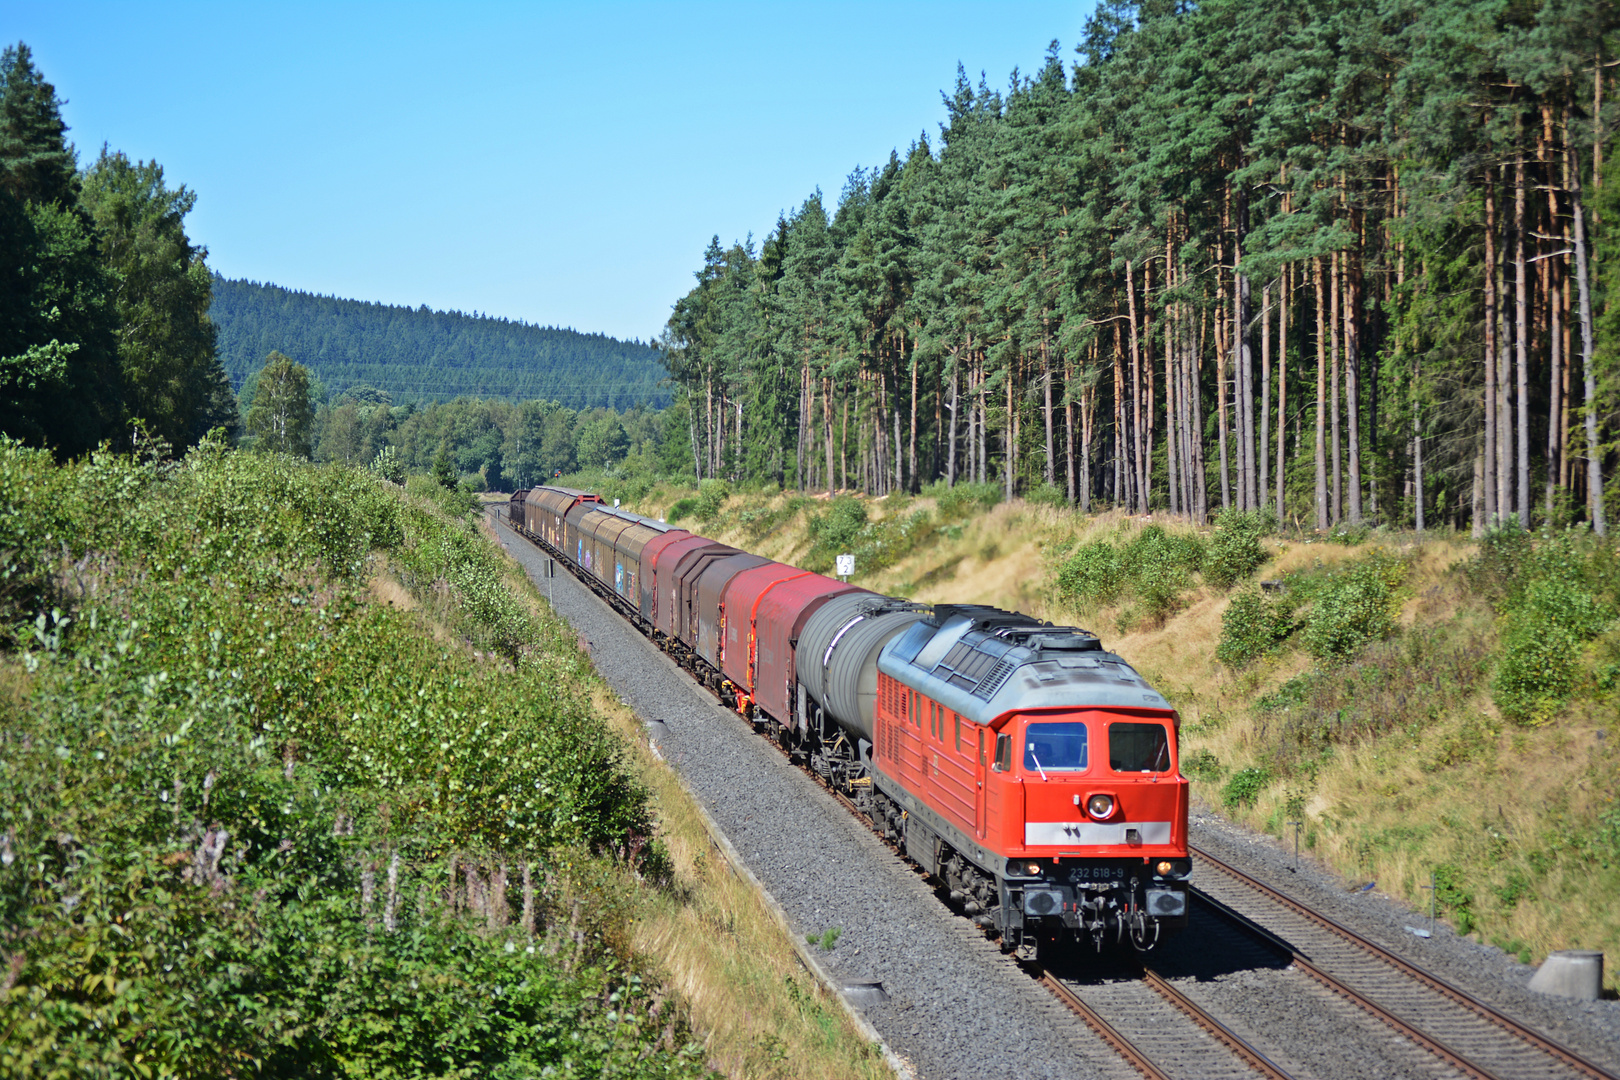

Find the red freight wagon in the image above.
[
  {"left": 750, "top": 573, "right": 866, "bottom": 731},
  {"left": 637, "top": 529, "right": 693, "bottom": 626},
  {"left": 692, "top": 553, "right": 776, "bottom": 667},
  {"left": 650, "top": 537, "right": 727, "bottom": 639},
  {"left": 719, "top": 563, "right": 812, "bottom": 694}
]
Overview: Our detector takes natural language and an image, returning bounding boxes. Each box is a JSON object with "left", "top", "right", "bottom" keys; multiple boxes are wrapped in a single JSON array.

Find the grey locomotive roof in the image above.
[{"left": 876, "top": 604, "right": 1171, "bottom": 724}]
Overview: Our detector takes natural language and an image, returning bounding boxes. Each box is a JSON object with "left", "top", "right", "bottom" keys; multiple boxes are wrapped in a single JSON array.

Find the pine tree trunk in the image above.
[
  {"left": 1042, "top": 335, "right": 1055, "bottom": 487},
  {"left": 1515, "top": 152, "right": 1531, "bottom": 527},
  {"left": 1194, "top": 304, "right": 1208, "bottom": 520},
  {"left": 823, "top": 376, "right": 835, "bottom": 498},
  {"left": 1216, "top": 237, "right": 1232, "bottom": 512},
  {"left": 1235, "top": 185, "right": 1254, "bottom": 512},
  {"left": 1315, "top": 257, "right": 1329, "bottom": 531},
  {"left": 1544, "top": 106, "right": 1563, "bottom": 517},
  {"left": 1571, "top": 141, "right": 1605, "bottom": 534},
  {"left": 1277, "top": 263, "right": 1289, "bottom": 523},
  {"left": 1345, "top": 249, "right": 1362, "bottom": 524},
  {"left": 1330, "top": 250, "right": 1342, "bottom": 526},
  {"left": 1143, "top": 260, "right": 1156, "bottom": 509},
  {"left": 1484, "top": 176, "right": 1499, "bottom": 526},
  {"left": 1260, "top": 280, "right": 1271, "bottom": 514},
  {"left": 1125, "top": 260, "right": 1145, "bottom": 512},
  {"left": 1006, "top": 356, "right": 1016, "bottom": 502},
  {"left": 1171, "top": 308, "right": 1184, "bottom": 516},
  {"left": 1113, "top": 322, "right": 1127, "bottom": 508},
  {"left": 909, "top": 337, "right": 918, "bottom": 492},
  {"left": 947, "top": 357, "right": 959, "bottom": 487}
]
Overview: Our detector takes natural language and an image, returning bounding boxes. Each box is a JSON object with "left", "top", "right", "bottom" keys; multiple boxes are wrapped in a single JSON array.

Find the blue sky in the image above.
[{"left": 11, "top": 2, "right": 1095, "bottom": 343}]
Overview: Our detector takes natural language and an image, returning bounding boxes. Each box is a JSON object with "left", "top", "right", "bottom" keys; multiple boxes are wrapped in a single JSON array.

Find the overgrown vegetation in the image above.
[{"left": 0, "top": 439, "right": 714, "bottom": 1078}]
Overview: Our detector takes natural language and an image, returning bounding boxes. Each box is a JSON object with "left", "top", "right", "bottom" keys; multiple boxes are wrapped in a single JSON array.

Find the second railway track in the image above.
[{"left": 1190, "top": 844, "right": 1619, "bottom": 1080}]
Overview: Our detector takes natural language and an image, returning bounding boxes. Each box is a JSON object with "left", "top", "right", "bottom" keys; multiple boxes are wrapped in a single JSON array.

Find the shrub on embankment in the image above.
[{"left": 0, "top": 437, "right": 710, "bottom": 1078}]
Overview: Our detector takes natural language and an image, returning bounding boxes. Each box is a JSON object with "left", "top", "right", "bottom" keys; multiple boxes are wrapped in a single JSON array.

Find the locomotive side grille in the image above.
[{"left": 973, "top": 657, "right": 1018, "bottom": 700}]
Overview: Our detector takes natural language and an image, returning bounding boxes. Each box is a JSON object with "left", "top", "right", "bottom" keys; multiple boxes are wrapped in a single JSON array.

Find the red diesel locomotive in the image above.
[{"left": 506, "top": 486, "right": 1190, "bottom": 959}]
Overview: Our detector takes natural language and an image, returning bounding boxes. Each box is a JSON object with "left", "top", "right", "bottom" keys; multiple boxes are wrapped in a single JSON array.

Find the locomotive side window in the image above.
[
  {"left": 978, "top": 728, "right": 985, "bottom": 766},
  {"left": 992, "top": 732, "right": 1012, "bottom": 772},
  {"left": 1110, "top": 722, "right": 1171, "bottom": 772},
  {"left": 1023, "top": 722, "right": 1087, "bottom": 771},
  {"left": 954, "top": 714, "right": 962, "bottom": 754}
]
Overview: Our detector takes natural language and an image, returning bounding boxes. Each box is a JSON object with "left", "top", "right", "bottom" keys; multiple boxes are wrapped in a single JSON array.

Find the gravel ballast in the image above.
[{"left": 1190, "top": 806, "right": 1620, "bottom": 1072}]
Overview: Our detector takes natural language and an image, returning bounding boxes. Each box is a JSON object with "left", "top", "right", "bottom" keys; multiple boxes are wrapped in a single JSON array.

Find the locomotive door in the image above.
[{"left": 975, "top": 727, "right": 986, "bottom": 840}]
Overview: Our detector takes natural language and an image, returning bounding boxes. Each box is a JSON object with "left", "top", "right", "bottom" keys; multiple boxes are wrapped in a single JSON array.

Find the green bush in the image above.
[
  {"left": 1464, "top": 523, "right": 1535, "bottom": 603},
  {"left": 807, "top": 496, "right": 868, "bottom": 552},
  {"left": 696, "top": 478, "right": 731, "bottom": 522},
  {"left": 1025, "top": 482, "right": 1068, "bottom": 508},
  {"left": 1182, "top": 748, "right": 1225, "bottom": 782},
  {"left": 1123, "top": 527, "right": 1202, "bottom": 623},
  {"left": 1056, "top": 541, "right": 1125, "bottom": 608},
  {"left": 929, "top": 480, "right": 1002, "bottom": 520},
  {"left": 1205, "top": 508, "right": 1269, "bottom": 589},
  {"left": 1433, "top": 863, "right": 1476, "bottom": 933},
  {"left": 1222, "top": 766, "right": 1272, "bottom": 809},
  {"left": 667, "top": 495, "right": 699, "bottom": 522},
  {"left": 0, "top": 448, "right": 699, "bottom": 1077},
  {"left": 1302, "top": 553, "right": 1405, "bottom": 662},
  {"left": 1218, "top": 587, "right": 1293, "bottom": 668},
  {"left": 1493, "top": 575, "right": 1613, "bottom": 725}
]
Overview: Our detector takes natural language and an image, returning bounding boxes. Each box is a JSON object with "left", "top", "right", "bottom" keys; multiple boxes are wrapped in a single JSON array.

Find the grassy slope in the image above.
[{"left": 617, "top": 484, "right": 1620, "bottom": 991}]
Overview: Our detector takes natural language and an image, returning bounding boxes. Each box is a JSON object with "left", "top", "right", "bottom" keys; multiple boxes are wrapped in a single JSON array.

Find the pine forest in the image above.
[{"left": 662, "top": 0, "right": 1620, "bottom": 535}]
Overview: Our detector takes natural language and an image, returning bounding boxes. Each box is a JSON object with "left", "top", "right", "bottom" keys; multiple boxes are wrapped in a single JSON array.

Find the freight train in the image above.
[{"left": 505, "top": 485, "right": 1190, "bottom": 960}]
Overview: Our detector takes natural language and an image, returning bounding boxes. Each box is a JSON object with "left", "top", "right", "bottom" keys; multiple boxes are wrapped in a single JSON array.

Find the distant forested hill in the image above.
[{"left": 210, "top": 276, "right": 670, "bottom": 409}]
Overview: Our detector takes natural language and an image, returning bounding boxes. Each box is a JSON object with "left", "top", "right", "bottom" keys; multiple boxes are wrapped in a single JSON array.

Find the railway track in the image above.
[
  {"left": 1040, "top": 964, "right": 1294, "bottom": 1080},
  {"left": 1191, "top": 844, "right": 1619, "bottom": 1080}
]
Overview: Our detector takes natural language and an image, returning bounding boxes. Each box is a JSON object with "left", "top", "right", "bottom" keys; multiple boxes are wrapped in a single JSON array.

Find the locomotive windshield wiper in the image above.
[{"left": 1028, "top": 749, "right": 1049, "bottom": 781}]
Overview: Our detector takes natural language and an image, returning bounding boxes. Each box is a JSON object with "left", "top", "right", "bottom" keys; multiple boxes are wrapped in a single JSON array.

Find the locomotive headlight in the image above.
[
  {"left": 1024, "top": 861, "right": 1042, "bottom": 876},
  {"left": 1156, "top": 860, "right": 1174, "bottom": 876},
  {"left": 1086, "top": 793, "right": 1115, "bottom": 820}
]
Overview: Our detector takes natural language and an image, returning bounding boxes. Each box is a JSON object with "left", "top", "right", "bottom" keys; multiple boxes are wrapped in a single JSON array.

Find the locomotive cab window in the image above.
[
  {"left": 1022, "top": 721, "right": 1087, "bottom": 772},
  {"left": 1110, "top": 722, "right": 1171, "bottom": 773},
  {"left": 992, "top": 732, "right": 1012, "bottom": 772}
]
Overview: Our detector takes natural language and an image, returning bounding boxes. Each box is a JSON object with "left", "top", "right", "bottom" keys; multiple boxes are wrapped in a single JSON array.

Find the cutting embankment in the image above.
[
  {"left": 0, "top": 443, "right": 889, "bottom": 1080},
  {"left": 613, "top": 478, "right": 1620, "bottom": 993}
]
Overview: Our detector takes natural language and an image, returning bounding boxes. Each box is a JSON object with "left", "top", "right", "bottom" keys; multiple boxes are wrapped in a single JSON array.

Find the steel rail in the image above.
[
  {"left": 1137, "top": 966, "right": 1296, "bottom": 1080},
  {"left": 1039, "top": 973, "right": 1173, "bottom": 1080},
  {"left": 1191, "top": 844, "right": 1617, "bottom": 1080},
  {"left": 1194, "top": 890, "right": 1507, "bottom": 1080}
]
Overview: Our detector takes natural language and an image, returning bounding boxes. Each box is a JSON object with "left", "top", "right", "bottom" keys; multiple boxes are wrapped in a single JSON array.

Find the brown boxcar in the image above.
[
  {"left": 526, "top": 487, "right": 600, "bottom": 549},
  {"left": 670, "top": 543, "right": 740, "bottom": 647},
  {"left": 575, "top": 508, "right": 640, "bottom": 588},
  {"left": 606, "top": 514, "right": 680, "bottom": 610}
]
